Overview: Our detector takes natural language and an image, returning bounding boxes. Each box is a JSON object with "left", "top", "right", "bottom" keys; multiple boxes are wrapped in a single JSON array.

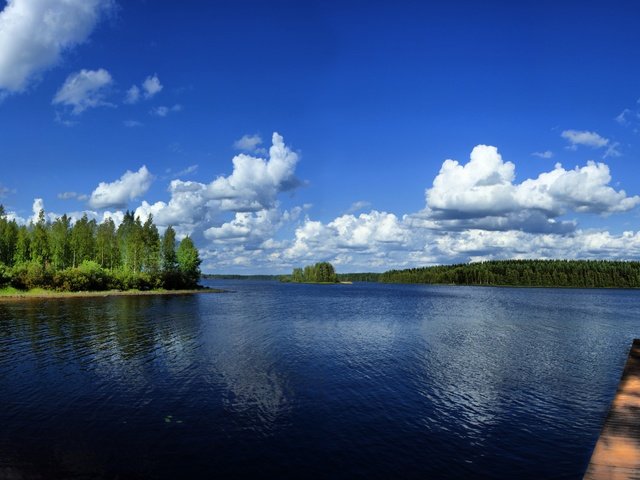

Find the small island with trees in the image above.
[
  {"left": 0, "top": 205, "right": 209, "bottom": 298},
  {"left": 284, "top": 262, "right": 339, "bottom": 284}
]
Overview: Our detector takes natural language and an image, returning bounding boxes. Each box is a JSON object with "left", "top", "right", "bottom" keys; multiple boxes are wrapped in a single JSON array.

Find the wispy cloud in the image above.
[
  {"left": 142, "top": 74, "right": 163, "bottom": 99},
  {"left": 616, "top": 109, "right": 633, "bottom": 126},
  {"left": 124, "top": 85, "right": 140, "bottom": 104},
  {"left": 125, "top": 74, "right": 163, "bottom": 104},
  {"left": 57, "top": 191, "right": 88, "bottom": 201},
  {"left": 603, "top": 142, "right": 622, "bottom": 159},
  {"left": 532, "top": 150, "right": 553, "bottom": 159},
  {"left": 175, "top": 164, "right": 198, "bottom": 176},
  {"left": 150, "top": 104, "right": 182, "bottom": 117},
  {"left": 123, "top": 120, "right": 143, "bottom": 128},
  {"left": 615, "top": 102, "right": 640, "bottom": 132},
  {"left": 52, "top": 68, "right": 113, "bottom": 115},
  {"left": 345, "top": 200, "right": 372, "bottom": 214},
  {"left": 561, "top": 129, "right": 609, "bottom": 149},
  {"left": 0, "top": 183, "right": 14, "bottom": 198},
  {"left": 233, "top": 134, "right": 263, "bottom": 152}
]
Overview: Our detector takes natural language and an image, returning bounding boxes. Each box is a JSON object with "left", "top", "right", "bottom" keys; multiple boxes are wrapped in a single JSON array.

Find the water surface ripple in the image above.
[{"left": 1, "top": 281, "right": 638, "bottom": 479}]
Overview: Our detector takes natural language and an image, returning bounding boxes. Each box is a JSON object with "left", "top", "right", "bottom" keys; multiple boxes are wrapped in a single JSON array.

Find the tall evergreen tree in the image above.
[{"left": 161, "top": 225, "right": 178, "bottom": 272}]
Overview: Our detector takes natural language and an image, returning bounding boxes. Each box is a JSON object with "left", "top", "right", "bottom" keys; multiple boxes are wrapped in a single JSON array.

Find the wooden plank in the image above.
[{"left": 585, "top": 339, "right": 640, "bottom": 479}]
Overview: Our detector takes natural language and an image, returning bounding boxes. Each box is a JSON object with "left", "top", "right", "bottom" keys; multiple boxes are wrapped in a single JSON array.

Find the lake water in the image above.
[{"left": 1, "top": 281, "right": 639, "bottom": 479}]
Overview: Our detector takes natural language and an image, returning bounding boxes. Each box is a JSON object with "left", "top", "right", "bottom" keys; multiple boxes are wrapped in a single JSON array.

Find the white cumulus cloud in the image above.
[
  {"left": 0, "top": 0, "right": 112, "bottom": 94},
  {"left": 423, "top": 145, "right": 639, "bottom": 233},
  {"left": 282, "top": 211, "right": 413, "bottom": 268},
  {"left": 208, "top": 132, "right": 301, "bottom": 211},
  {"left": 89, "top": 165, "right": 154, "bottom": 209},
  {"left": 204, "top": 207, "right": 303, "bottom": 250},
  {"left": 134, "top": 133, "right": 302, "bottom": 234},
  {"left": 52, "top": 68, "right": 112, "bottom": 114}
]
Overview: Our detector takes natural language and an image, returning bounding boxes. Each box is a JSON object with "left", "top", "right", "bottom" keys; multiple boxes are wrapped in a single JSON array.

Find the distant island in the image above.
[
  {"left": 0, "top": 205, "right": 203, "bottom": 295},
  {"left": 282, "top": 262, "right": 339, "bottom": 284}
]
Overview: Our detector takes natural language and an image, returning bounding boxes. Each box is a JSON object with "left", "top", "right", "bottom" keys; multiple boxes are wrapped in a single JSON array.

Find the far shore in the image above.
[{"left": 0, "top": 287, "right": 226, "bottom": 302}]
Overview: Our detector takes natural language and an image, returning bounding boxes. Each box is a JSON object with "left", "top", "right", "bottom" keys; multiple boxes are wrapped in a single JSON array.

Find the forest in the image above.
[
  {"left": 286, "top": 262, "right": 339, "bottom": 283},
  {"left": 336, "top": 272, "right": 381, "bottom": 282},
  {"left": 0, "top": 205, "right": 201, "bottom": 292},
  {"left": 378, "top": 259, "right": 640, "bottom": 288}
]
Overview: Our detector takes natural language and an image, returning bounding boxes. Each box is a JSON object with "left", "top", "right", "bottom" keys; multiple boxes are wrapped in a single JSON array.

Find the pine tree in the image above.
[{"left": 161, "top": 225, "right": 178, "bottom": 272}]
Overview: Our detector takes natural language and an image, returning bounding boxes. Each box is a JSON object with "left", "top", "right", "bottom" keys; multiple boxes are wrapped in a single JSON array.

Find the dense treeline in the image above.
[
  {"left": 379, "top": 260, "right": 640, "bottom": 288},
  {"left": 285, "top": 262, "right": 338, "bottom": 283},
  {"left": 337, "top": 272, "right": 381, "bottom": 282},
  {"left": 0, "top": 205, "right": 202, "bottom": 291}
]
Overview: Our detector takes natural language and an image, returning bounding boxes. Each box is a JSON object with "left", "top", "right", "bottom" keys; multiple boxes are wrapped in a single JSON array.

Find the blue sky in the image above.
[{"left": 1, "top": 0, "right": 640, "bottom": 273}]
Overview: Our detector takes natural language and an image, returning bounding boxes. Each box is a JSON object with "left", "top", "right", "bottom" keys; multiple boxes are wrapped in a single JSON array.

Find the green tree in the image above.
[
  {"left": 70, "top": 214, "right": 96, "bottom": 268},
  {"left": 14, "top": 226, "right": 30, "bottom": 265},
  {"left": 161, "top": 225, "right": 178, "bottom": 272},
  {"left": 30, "top": 209, "right": 50, "bottom": 267},
  {"left": 50, "top": 214, "right": 71, "bottom": 270},
  {"left": 141, "top": 215, "right": 161, "bottom": 274},
  {"left": 291, "top": 267, "right": 304, "bottom": 282},
  {"left": 176, "top": 236, "right": 201, "bottom": 288},
  {"left": 0, "top": 205, "right": 18, "bottom": 266},
  {"left": 316, "top": 261, "right": 337, "bottom": 282},
  {"left": 117, "top": 211, "right": 144, "bottom": 272},
  {"left": 95, "top": 218, "right": 119, "bottom": 270}
]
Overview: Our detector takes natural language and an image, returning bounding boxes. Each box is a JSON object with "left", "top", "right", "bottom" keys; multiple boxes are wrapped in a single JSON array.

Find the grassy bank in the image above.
[{"left": 0, "top": 286, "right": 225, "bottom": 301}]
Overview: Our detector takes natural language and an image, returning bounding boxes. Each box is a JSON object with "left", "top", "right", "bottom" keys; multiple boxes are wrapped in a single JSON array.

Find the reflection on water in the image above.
[
  {"left": 1, "top": 283, "right": 639, "bottom": 478},
  {"left": 201, "top": 297, "right": 292, "bottom": 431}
]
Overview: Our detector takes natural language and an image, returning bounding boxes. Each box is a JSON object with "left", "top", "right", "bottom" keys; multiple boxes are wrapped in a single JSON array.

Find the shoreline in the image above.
[{"left": 0, "top": 287, "right": 226, "bottom": 302}]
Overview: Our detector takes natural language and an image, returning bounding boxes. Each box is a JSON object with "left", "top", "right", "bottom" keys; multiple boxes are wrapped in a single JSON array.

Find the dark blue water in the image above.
[{"left": 1, "top": 281, "right": 638, "bottom": 479}]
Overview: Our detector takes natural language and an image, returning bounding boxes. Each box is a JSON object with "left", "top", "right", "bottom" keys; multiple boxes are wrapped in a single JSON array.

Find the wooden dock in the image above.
[{"left": 585, "top": 339, "right": 640, "bottom": 479}]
